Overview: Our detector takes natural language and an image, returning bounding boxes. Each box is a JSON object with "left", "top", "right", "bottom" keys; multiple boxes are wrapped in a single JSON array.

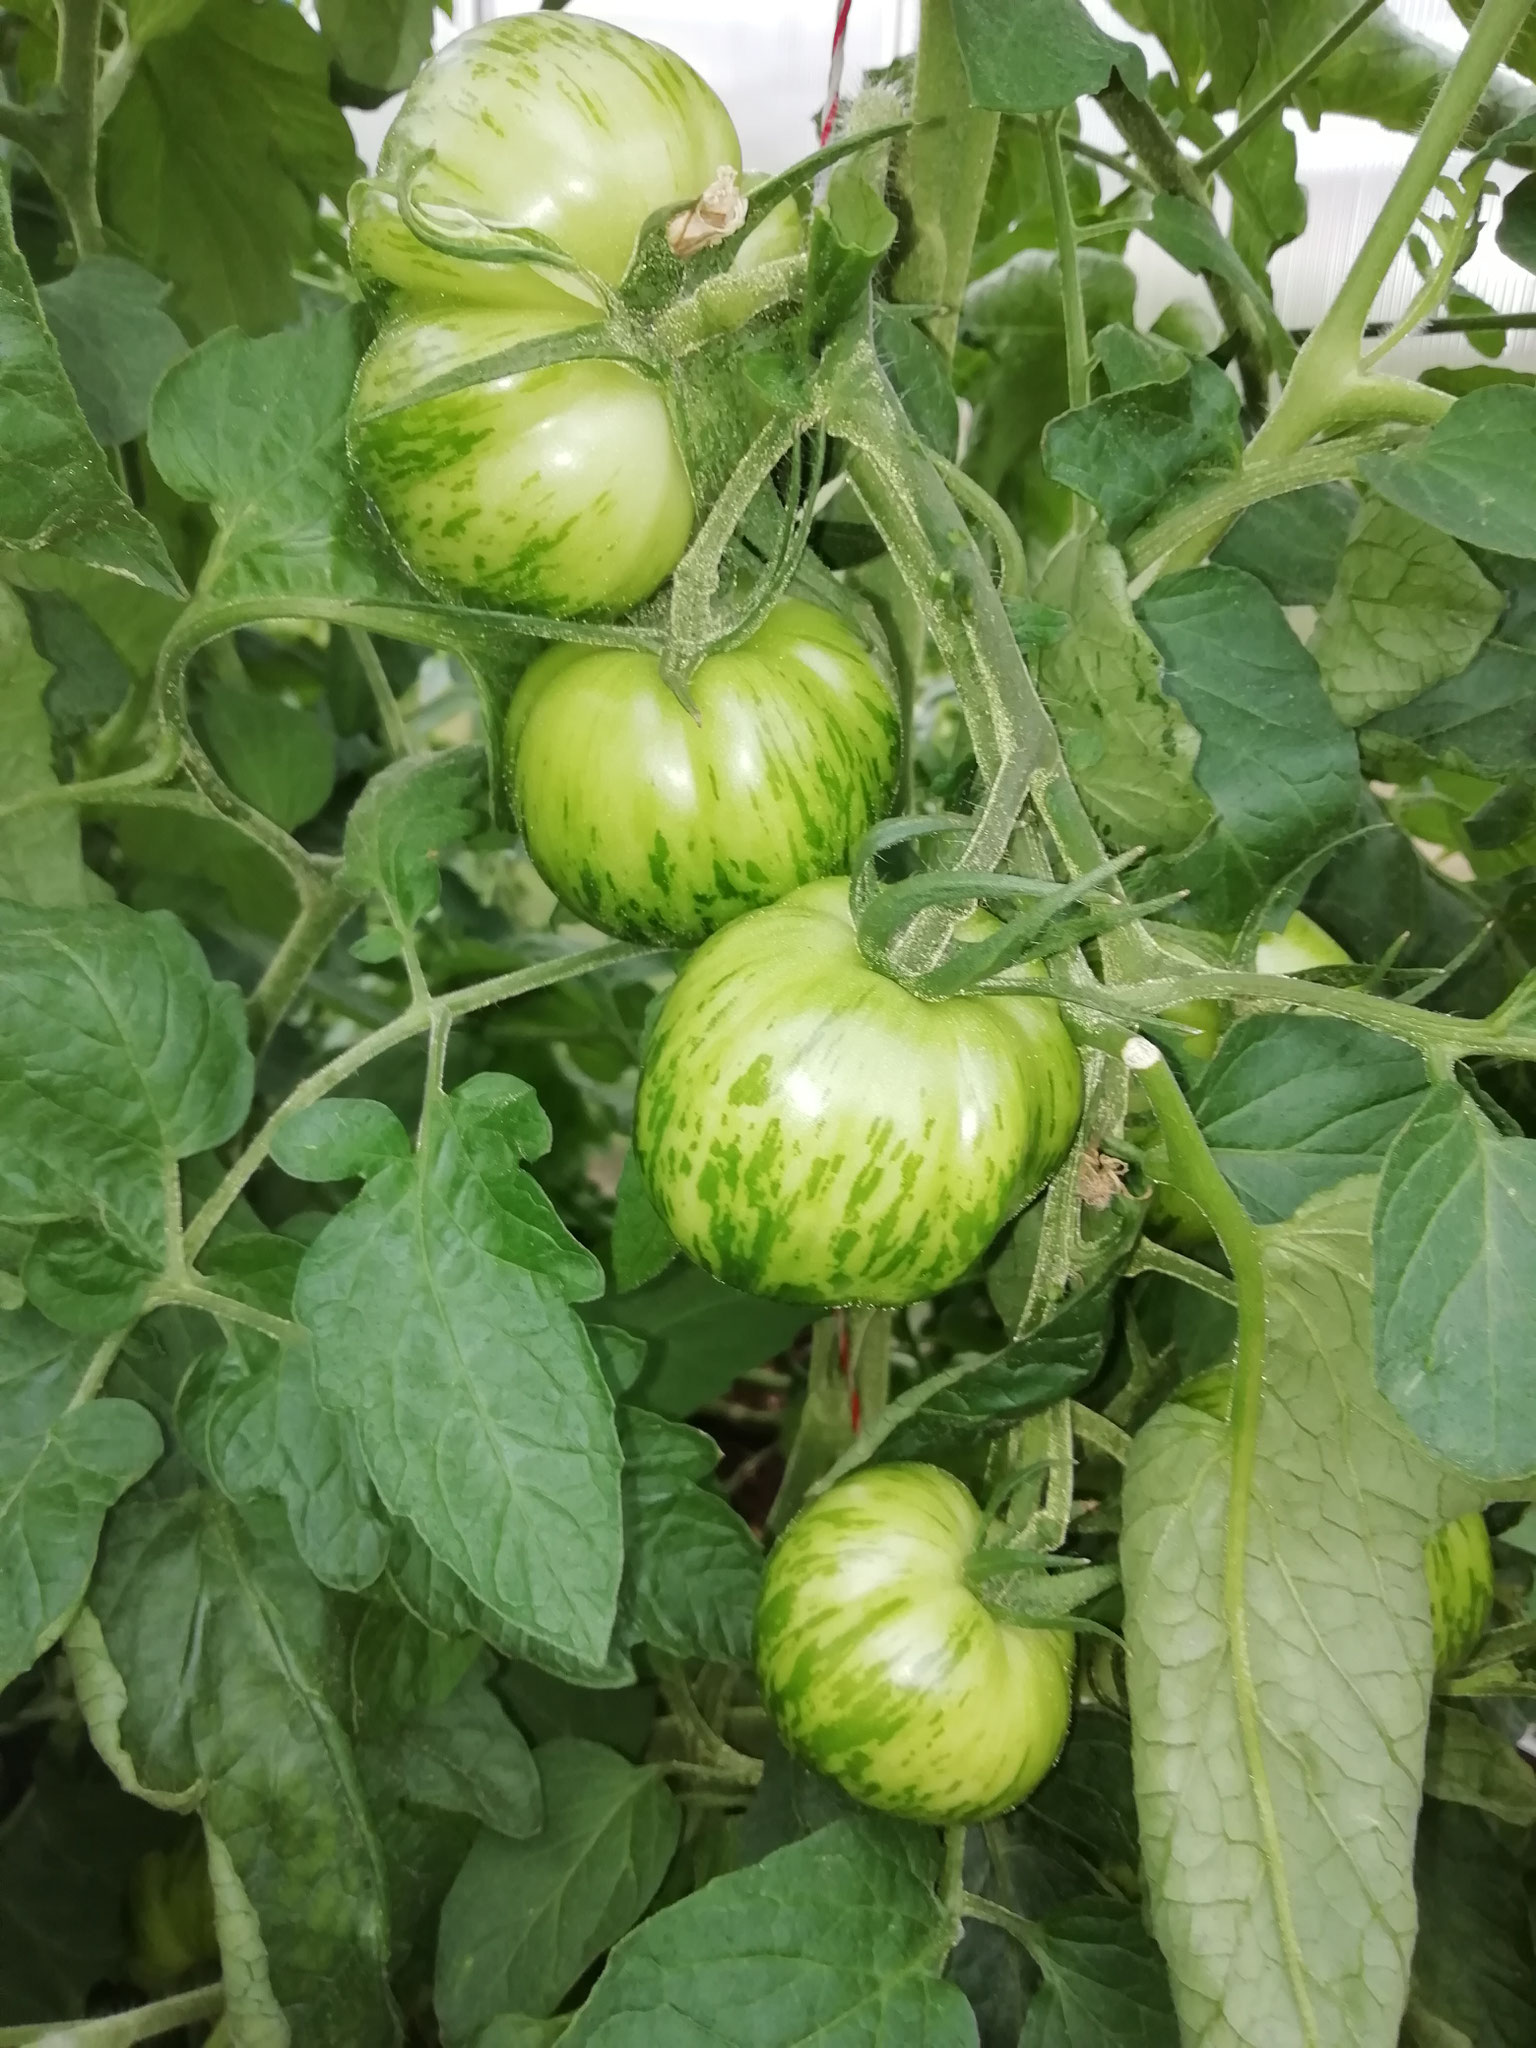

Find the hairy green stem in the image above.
[
  {"left": 1197, "top": 0, "right": 1390, "bottom": 177},
  {"left": 652, "top": 1656, "right": 762, "bottom": 1781},
  {"left": 150, "top": 1284, "right": 302, "bottom": 1347},
  {"left": 184, "top": 942, "right": 653, "bottom": 1260},
  {"left": 1069, "top": 1402, "right": 1133, "bottom": 1464},
  {"left": 0, "top": 1982, "right": 223, "bottom": 2047},
  {"left": 1128, "top": 1036, "right": 1318, "bottom": 2046},
  {"left": 1126, "top": 1236, "right": 1238, "bottom": 1304},
  {"left": 1058, "top": 131, "right": 1156, "bottom": 195},
  {"left": 1252, "top": 0, "right": 1532, "bottom": 461},
  {"left": 1040, "top": 115, "right": 1090, "bottom": 412},
  {"left": 246, "top": 877, "right": 356, "bottom": 1049},
  {"left": 348, "top": 627, "right": 412, "bottom": 758},
  {"left": 890, "top": 0, "right": 999, "bottom": 358},
  {"left": 930, "top": 456, "right": 1027, "bottom": 597}
]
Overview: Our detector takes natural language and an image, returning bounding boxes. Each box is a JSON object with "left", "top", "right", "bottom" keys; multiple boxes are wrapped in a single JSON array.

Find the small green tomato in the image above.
[
  {"left": 1426, "top": 1512, "right": 1494, "bottom": 1673},
  {"left": 1255, "top": 911, "right": 1350, "bottom": 976},
  {"left": 755, "top": 1463, "right": 1074, "bottom": 1825}
]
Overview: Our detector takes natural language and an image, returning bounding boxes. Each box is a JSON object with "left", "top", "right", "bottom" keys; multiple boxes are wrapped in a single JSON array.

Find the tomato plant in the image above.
[
  {"left": 505, "top": 599, "right": 899, "bottom": 943},
  {"left": 754, "top": 1463, "right": 1073, "bottom": 1823},
  {"left": 5, "top": 1, "right": 1536, "bottom": 2045},
  {"left": 634, "top": 877, "right": 1082, "bottom": 1303}
]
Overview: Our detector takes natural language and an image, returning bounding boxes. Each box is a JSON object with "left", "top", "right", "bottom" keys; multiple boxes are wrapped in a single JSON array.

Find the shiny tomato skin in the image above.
[
  {"left": 634, "top": 878, "right": 1083, "bottom": 1307},
  {"left": 504, "top": 601, "right": 899, "bottom": 945},
  {"left": 350, "top": 301, "right": 694, "bottom": 616},
  {"left": 349, "top": 13, "right": 740, "bottom": 313},
  {"left": 755, "top": 1463, "right": 1074, "bottom": 1824},
  {"left": 1426, "top": 1512, "right": 1494, "bottom": 1673}
]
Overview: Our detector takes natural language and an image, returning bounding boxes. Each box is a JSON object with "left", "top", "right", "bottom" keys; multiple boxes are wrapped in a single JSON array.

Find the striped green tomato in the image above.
[
  {"left": 349, "top": 301, "right": 694, "bottom": 616},
  {"left": 755, "top": 1463, "right": 1074, "bottom": 1824},
  {"left": 1426, "top": 1512, "right": 1494, "bottom": 1673},
  {"left": 504, "top": 601, "right": 898, "bottom": 944},
  {"left": 1255, "top": 911, "right": 1350, "bottom": 976},
  {"left": 349, "top": 13, "right": 740, "bottom": 313},
  {"left": 634, "top": 877, "right": 1083, "bottom": 1305}
]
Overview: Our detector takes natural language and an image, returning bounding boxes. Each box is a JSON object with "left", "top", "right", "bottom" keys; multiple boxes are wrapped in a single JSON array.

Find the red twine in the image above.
[{"left": 818, "top": 0, "right": 854, "bottom": 145}]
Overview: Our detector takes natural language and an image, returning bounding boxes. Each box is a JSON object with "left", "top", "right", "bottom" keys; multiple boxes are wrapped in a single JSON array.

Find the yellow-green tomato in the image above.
[
  {"left": 1426, "top": 1512, "right": 1494, "bottom": 1673},
  {"left": 634, "top": 877, "right": 1083, "bottom": 1305},
  {"left": 350, "top": 301, "right": 694, "bottom": 615},
  {"left": 349, "top": 12, "right": 741, "bottom": 312},
  {"left": 504, "top": 601, "right": 899, "bottom": 945},
  {"left": 754, "top": 1463, "right": 1074, "bottom": 1824},
  {"left": 1255, "top": 911, "right": 1350, "bottom": 976}
]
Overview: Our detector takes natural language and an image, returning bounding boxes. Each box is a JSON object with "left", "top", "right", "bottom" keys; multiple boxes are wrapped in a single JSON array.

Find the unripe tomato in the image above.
[
  {"left": 504, "top": 601, "right": 899, "bottom": 945},
  {"left": 1426, "top": 1512, "right": 1494, "bottom": 1673},
  {"left": 755, "top": 1463, "right": 1074, "bottom": 1824},
  {"left": 350, "top": 301, "right": 694, "bottom": 616},
  {"left": 634, "top": 878, "right": 1083, "bottom": 1305},
  {"left": 1255, "top": 911, "right": 1350, "bottom": 976},
  {"left": 349, "top": 14, "right": 741, "bottom": 313}
]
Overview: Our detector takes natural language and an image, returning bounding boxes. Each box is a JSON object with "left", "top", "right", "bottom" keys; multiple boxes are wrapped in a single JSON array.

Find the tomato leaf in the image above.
[
  {"left": 610, "top": 1146, "right": 678, "bottom": 1294},
  {"left": 1020, "top": 1897, "right": 1180, "bottom": 2047},
  {"left": 0, "top": 586, "right": 92, "bottom": 910},
  {"left": 100, "top": 0, "right": 359, "bottom": 337},
  {"left": 592, "top": 1265, "right": 808, "bottom": 1420},
  {"left": 271, "top": 1099, "right": 413, "bottom": 1185},
  {"left": 1191, "top": 1015, "right": 1430, "bottom": 1224},
  {"left": 295, "top": 1074, "right": 624, "bottom": 1670},
  {"left": 0, "top": 177, "right": 181, "bottom": 596},
  {"left": 1212, "top": 482, "right": 1359, "bottom": 607},
  {"left": 0, "top": 1308, "right": 161, "bottom": 1693},
  {"left": 1363, "top": 634, "right": 1536, "bottom": 782},
  {"left": 0, "top": 901, "right": 252, "bottom": 1277},
  {"left": 78, "top": 1477, "right": 399, "bottom": 2045},
  {"left": 1422, "top": 1705, "right": 1536, "bottom": 1826},
  {"left": 1358, "top": 387, "right": 1536, "bottom": 559},
  {"left": 559, "top": 1815, "right": 977, "bottom": 2047},
  {"left": 1373, "top": 1083, "right": 1536, "bottom": 1480},
  {"left": 318, "top": 0, "right": 438, "bottom": 95},
  {"left": 1122, "top": 1179, "right": 1491, "bottom": 2048},
  {"left": 1408, "top": 1800, "right": 1536, "bottom": 2048},
  {"left": 1312, "top": 500, "right": 1503, "bottom": 726},
  {"left": 1136, "top": 565, "right": 1361, "bottom": 929},
  {"left": 613, "top": 1407, "right": 760, "bottom": 1664},
  {"left": 37, "top": 257, "right": 187, "bottom": 448},
  {"left": 950, "top": 0, "right": 1147, "bottom": 113},
  {"left": 1034, "top": 534, "right": 1210, "bottom": 855},
  {"left": 386, "top": 1673, "right": 543, "bottom": 1839},
  {"left": 1040, "top": 357, "right": 1243, "bottom": 541},
  {"left": 341, "top": 745, "right": 487, "bottom": 931},
  {"left": 201, "top": 683, "right": 337, "bottom": 831},
  {"left": 435, "top": 1738, "right": 680, "bottom": 2038}
]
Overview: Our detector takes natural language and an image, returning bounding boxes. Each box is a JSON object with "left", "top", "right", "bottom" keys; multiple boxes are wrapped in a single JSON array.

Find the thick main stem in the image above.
[{"left": 890, "top": 0, "right": 999, "bottom": 359}]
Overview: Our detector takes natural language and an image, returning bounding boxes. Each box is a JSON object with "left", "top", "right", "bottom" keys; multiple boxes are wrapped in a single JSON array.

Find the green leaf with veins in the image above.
[
  {"left": 0, "top": 1307, "right": 161, "bottom": 1692},
  {"left": 1359, "top": 387, "right": 1536, "bottom": 559},
  {"left": 1141, "top": 195, "right": 1296, "bottom": 370},
  {"left": 317, "top": 0, "right": 438, "bottom": 93},
  {"left": 559, "top": 1815, "right": 974, "bottom": 2048},
  {"left": 0, "top": 584, "right": 93, "bottom": 909},
  {"left": 387, "top": 1671, "right": 543, "bottom": 1839},
  {"left": 1192, "top": 1016, "right": 1429, "bottom": 1225},
  {"left": 594, "top": 1264, "right": 810, "bottom": 1420},
  {"left": 1312, "top": 500, "right": 1503, "bottom": 725},
  {"left": 38, "top": 257, "right": 188, "bottom": 447},
  {"left": 1020, "top": 1898, "right": 1180, "bottom": 2047},
  {"left": 435, "top": 1738, "right": 681, "bottom": 2038},
  {"left": 147, "top": 311, "right": 418, "bottom": 610},
  {"left": 270, "top": 1098, "right": 413, "bottom": 1184},
  {"left": 1137, "top": 566, "right": 1361, "bottom": 930},
  {"left": 1363, "top": 635, "right": 1536, "bottom": 782},
  {"left": 101, "top": 0, "right": 359, "bottom": 338},
  {"left": 83, "top": 1471, "right": 398, "bottom": 2045},
  {"left": 949, "top": 0, "right": 1147, "bottom": 114},
  {"left": 1407, "top": 1800, "right": 1536, "bottom": 2048},
  {"left": 610, "top": 1146, "right": 678, "bottom": 1293},
  {"left": 1034, "top": 534, "right": 1209, "bottom": 855},
  {"left": 1373, "top": 1083, "right": 1536, "bottom": 1480},
  {"left": 1121, "top": 1178, "right": 1491, "bottom": 2048},
  {"left": 201, "top": 682, "right": 337, "bottom": 831},
  {"left": 0, "top": 901, "right": 252, "bottom": 1292},
  {"left": 1496, "top": 172, "right": 1536, "bottom": 272},
  {"left": 614, "top": 1406, "right": 761, "bottom": 1664},
  {"left": 1213, "top": 484, "right": 1359, "bottom": 609},
  {"left": 1422, "top": 1706, "right": 1536, "bottom": 1825},
  {"left": 341, "top": 746, "right": 488, "bottom": 931},
  {"left": 1041, "top": 358, "right": 1243, "bottom": 540},
  {"left": 295, "top": 1074, "right": 624, "bottom": 1669},
  {"left": 0, "top": 175, "right": 181, "bottom": 596}
]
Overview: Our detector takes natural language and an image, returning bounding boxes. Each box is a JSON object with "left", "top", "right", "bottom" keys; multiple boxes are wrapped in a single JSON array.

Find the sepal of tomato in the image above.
[
  {"left": 505, "top": 600, "right": 898, "bottom": 944},
  {"left": 350, "top": 301, "right": 695, "bottom": 616},
  {"left": 755, "top": 1463, "right": 1074, "bottom": 1825},
  {"left": 350, "top": 13, "right": 740, "bottom": 312},
  {"left": 634, "top": 878, "right": 1083, "bottom": 1305},
  {"left": 1426, "top": 1512, "right": 1494, "bottom": 1673}
]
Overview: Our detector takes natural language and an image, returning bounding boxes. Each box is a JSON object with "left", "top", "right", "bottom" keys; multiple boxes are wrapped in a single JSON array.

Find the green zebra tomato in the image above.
[
  {"left": 755, "top": 1463, "right": 1074, "bottom": 1824},
  {"left": 504, "top": 601, "right": 899, "bottom": 944},
  {"left": 1255, "top": 911, "right": 1350, "bottom": 976},
  {"left": 350, "top": 300, "right": 694, "bottom": 616},
  {"left": 634, "top": 878, "right": 1083, "bottom": 1305},
  {"left": 1426, "top": 1512, "right": 1494, "bottom": 1673},
  {"left": 349, "top": 13, "right": 741, "bottom": 314}
]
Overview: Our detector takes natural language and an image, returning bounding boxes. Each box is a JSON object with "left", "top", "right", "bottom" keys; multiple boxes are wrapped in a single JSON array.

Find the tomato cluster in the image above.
[{"left": 348, "top": 12, "right": 1089, "bottom": 1832}]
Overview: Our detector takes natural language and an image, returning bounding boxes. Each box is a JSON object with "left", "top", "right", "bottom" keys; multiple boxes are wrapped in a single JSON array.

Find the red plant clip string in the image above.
[{"left": 818, "top": 0, "right": 854, "bottom": 144}]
